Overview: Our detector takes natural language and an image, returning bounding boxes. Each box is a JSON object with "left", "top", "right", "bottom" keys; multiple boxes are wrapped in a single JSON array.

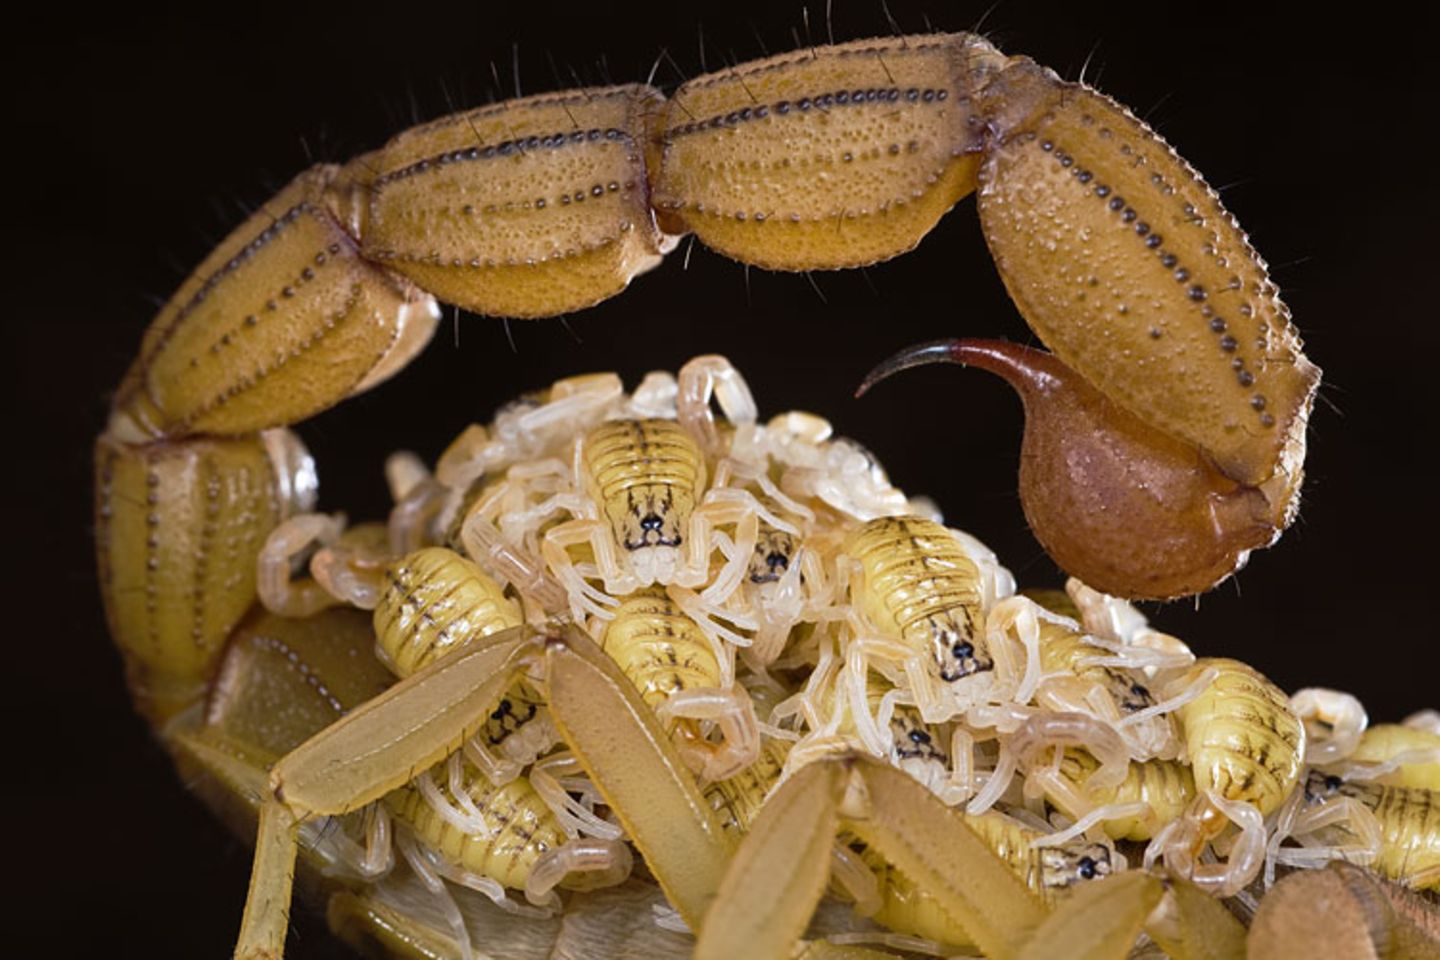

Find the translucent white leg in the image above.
[
  {"left": 543, "top": 518, "right": 631, "bottom": 615},
  {"left": 844, "top": 646, "right": 893, "bottom": 759},
  {"left": 988, "top": 597, "right": 1044, "bottom": 705},
  {"left": 257, "top": 512, "right": 345, "bottom": 616},
  {"left": 530, "top": 754, "right": 625, "bottom": 841},
  {"left": 516, "top": 372, "right": 624, "bottom": 445},
  {"left": 1030, "top": 802, "right": 1150, "bottom": 849},
  {"left": 394, "top": 831, "right": 474, "bottom": 960},
  {"left": 1175, "top": 793, "right": 1268, "bottom": 897},
  {"left": 1013, "top": 712, "right": 1130, "bottom": 791},
  {"left": 1273, "top": 797, "right": 1382, "bottom": 870},
  {"left": 967, "top": 740, "right": 1018, "bottom": 816},
  {"left": 1405, "top": 709, "right": 1440, "bottom": 735},
  {"left": 658, "top": 686, "right": 761, "bottom": 781},
  {"left": 1118, "top": 666, "right": 1218, "bottom": 734},
  {"left": 677, "top": 354, "right": 759, "bottom": 454},
  {"left": 1291, "top": 688, "right": 1369, "bottom": 765},
  {"left": 310, "top": 541, "right": 390, "bottom": 611},
  {"left": 1264, "top": 783, "right": 1306, "bottom": 888},
  {"left": 462, "top": 735, "right": 522, "bottom": 788},
  {"left": 461, "top": 510, "right": 571, "bottom": 616},
  {"left": 416, "top": 766, "right": 486, "bottom": 835},
  {"left": 361, "top": 802, "right": 394, "bottom": 878},
  {"left": 694, "top": 500, "right": 760, "bottom": 606},
  {"left": 524, "top": 838, "right": 634, "bottom": 905},
  {"left": 950, "top": 728, "right": 976, "bottom": 805},
  {"left": 829, "top": 844, "right": 882, "bottom": 917},
  {"left": 902, "top": 653, "right": 957, "bottom": 726},
  {"left": 624, "top": 370, "right": 679, "bottom": 418},
  {"left": 434, "top": 423, "right": 489, "bottom": 488},
  {"left": 669, "top": 585, "right": 746, "bottom": 688},
  {"left": 388, "top": 475, "right": 448, "bottom": 555},
  {"left": 1334, "top": 747, "right": 1440, "bottom": 783}
]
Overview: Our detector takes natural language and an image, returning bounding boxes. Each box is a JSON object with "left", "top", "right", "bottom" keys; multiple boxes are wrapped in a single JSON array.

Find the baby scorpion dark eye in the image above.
[
  {"left": 1131, "top": 682, "right": 1149, "bottom": 696},
  {"left": 1324, "top": 775, "right": 1342, "bottom": 792},
  {"left": 1078, "top": 856, "right": 1097, "bottom": 879},
  {"left": 766, "top": 551, "right": 789, "bottom": 571},
  {"left": 951, "top": 641, "right": 974, "bottom": 660},
  {"left": 640, "top": 514, "right": 664, "bottom": 532},
  {"left": 908, "top": 728, "right": 931, "bottom": 744},
  {"left": 491, "top": 699, "right": 512, "bottom": 721}
]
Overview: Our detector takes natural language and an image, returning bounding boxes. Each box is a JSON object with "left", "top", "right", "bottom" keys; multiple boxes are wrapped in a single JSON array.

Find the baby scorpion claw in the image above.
[{"left": 861, "top": 339, "right": 1287, "bottom": 599}]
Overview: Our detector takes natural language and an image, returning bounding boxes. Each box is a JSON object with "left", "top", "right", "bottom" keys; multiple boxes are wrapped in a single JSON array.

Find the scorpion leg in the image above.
[
  {"left": 1011, "top": 870, "right": 1163, "bottom": 960},
  {"left": 235, "top": 626, "right": 538, "bottom": 958},
  {"left": 542, "top": 628, "right": 733, "bottom": 929},
  {"left": 695, "top": 752, "right": 1046, "bottom": 960}
]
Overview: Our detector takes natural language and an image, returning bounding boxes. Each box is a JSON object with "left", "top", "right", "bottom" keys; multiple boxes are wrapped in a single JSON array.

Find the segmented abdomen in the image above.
[
  {"left": 1309, "top": 773, "right": 1439, "bottom": 889},
  {"left": 704, "top": 740, "right": 792, "bottom": 835},
  {"left": 386, "top": 766, "right": 566, "bottom": 891},
  {"left": 582, "top": 419, "right": 704, "bottom": 552},
  {"left": 1176, "top": 658, "right": 1303, "bottom": 817},
  {"left": 1055, "top": 749, "right": 1195, "bottom": 841},
  {"left": 846, "top": 516, "right": 988, "bottom": 681},
  {"left": 372, "top": 547, "right": 522, "bottom": 677},
  {"left": 600, "top": 588, "right": 720, "bottom": 708},
  {"left": 1037, "top": 619, "right": 1155, "bottom": 713}
]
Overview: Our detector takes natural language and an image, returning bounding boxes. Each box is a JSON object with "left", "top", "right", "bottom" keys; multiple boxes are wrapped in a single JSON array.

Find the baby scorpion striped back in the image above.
[
  {"left": 372, "top": 546, "right": 523, "bottom": 677},
  {"left": 582, "top": 419, "right": 705, "bottom": 564},
  {"left": 600, "top": 587, "right": 720, "bottom": 708},
  {"left": 1304, "top": 772, "right": 1439, "bottom": 889},
  {"left": 1175, "top": 658, "right": 1303, "bottom": 817},
  {"left": 1052, "top": 749, "right": 1195, "bottom": 841},
  {"left": 386, "top": 762, "right": 568, "bottom": 892},
  {"left": 846, "top": 516, "right": 989, "bottom": 682},
  {"left": 861, "top": 808, "right": 1112, "bottom": 946},
  {"left": 704, "top": 739, "right": 792, "bottom": 835},
  {"left": 1037, "top": 618, "right": 1156, "bottom": 714}
]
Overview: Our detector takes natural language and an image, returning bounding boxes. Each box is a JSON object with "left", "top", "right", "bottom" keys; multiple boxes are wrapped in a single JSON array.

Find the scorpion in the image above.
[{"left": 86, "top": 14, "right": 1440, "bottom": 960}]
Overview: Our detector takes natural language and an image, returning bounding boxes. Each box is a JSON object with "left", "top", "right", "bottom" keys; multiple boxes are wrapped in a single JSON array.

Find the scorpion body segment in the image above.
[
  {"left": 599, "top": 587, "right": 761, "bottom": 780},
  {"left": 1176, "top": 657, "right": 1304, "bottom": 818},
  {"left": 340, "top": 84, "right": 668, "bottom": 320},
  {"left": 583, "top": 419, "right": 704, "bottom": 563},
  {"left": 844, "top": 515, "right": 989, "bottom": 686},
  {"left": 385, "top": 763, "right": 571, "bottom": 894},
  {"left": 95, "top": 430, "right": 312, "bottom": 723},
  {"left": 100, "top": 30, "right": 1318, "bottom": 606},
  {"left": 599, "top": 587, "right": 722, "bottom": 708},
  {"left": 373, "top": 547, "right": 524, "bottom": 677},
  {"left": 1043, "top": 748, "right": 1196, "bottom": 842},
  {"left": 1302, "top": 773, "right": 1440, "bottom": 890}
]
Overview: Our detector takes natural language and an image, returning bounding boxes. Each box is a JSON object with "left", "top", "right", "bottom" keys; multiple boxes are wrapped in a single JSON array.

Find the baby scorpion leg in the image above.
[{"left": 655, "top": 686, "right": 762, "bottom": 782}]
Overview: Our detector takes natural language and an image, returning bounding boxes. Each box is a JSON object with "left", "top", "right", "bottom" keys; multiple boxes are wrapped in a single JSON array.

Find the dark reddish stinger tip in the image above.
[{"left": 858, "top": 338, "right": 1280, "bottom": 600}]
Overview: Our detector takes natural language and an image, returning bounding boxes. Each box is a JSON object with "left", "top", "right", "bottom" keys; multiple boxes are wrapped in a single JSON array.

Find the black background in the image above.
[{"left": 13, "top": 1, "right": 1436, "bottom": 956}]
